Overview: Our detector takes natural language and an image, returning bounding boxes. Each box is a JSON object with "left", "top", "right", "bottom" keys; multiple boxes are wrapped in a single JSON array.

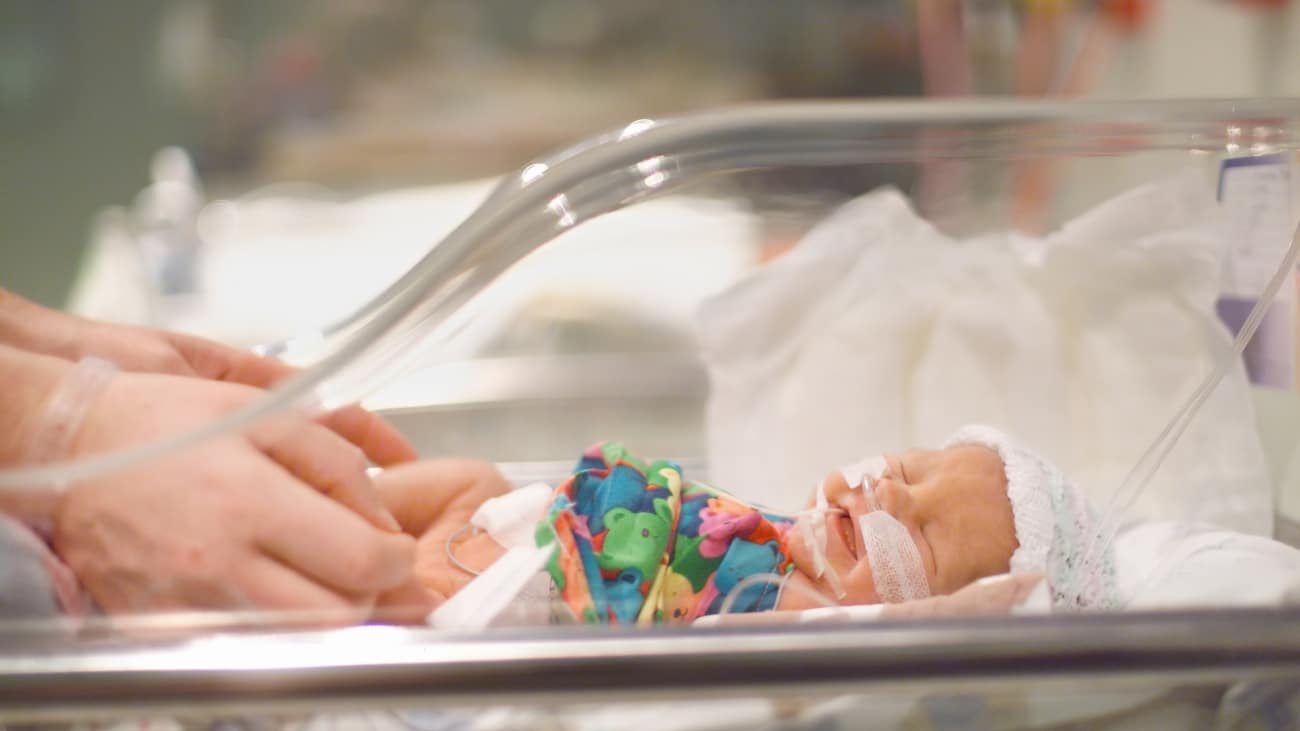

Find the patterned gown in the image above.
[{"left": 538, "top": 442, "right": 798, "bottom": 624}]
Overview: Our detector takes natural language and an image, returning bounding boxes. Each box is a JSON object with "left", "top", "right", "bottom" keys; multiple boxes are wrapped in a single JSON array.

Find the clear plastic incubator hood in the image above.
[{"left": 3, "top": 98, "right": 1300, "bottom": 730}]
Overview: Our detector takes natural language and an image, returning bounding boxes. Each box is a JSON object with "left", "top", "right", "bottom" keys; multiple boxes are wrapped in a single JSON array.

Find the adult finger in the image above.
[
  {"left": 373, "top": 577, "right": 443, "bottom": 625},
  {"left": 318, "top": 404, "right": 419, "bottom": 466},
  {"left": 374, "top": 459, "right": 511, "bottom": 536},
  {"left": 169, "top": 329, "right": 418, "bottom": 466},
  {"left": 235, "top": 556, "right": 372, "bottom": 627},
  {"left": 165, "top": 330, "right": 298, "bottom": 387},
  {"left": 254, "top": 467, "right": 416, "bottom": 595},
  {"left": 248, "top": 416, "right": 401, "bottom": 533}
]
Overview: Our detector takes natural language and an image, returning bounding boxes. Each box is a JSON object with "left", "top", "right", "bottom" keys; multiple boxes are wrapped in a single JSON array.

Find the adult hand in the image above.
[
  {"left": 90, "top": 322, "right": 417, "bottom": 467},
  {"left": 53, "top": 370, "right": 417, "bottom": 622},
  {"left": 0, "top": 289, "right": 416, "bottom": 466}
]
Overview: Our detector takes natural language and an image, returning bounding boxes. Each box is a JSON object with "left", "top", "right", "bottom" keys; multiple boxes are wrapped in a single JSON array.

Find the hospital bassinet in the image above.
[{"left": 3, "top": 98, "right": 1300, "bottom": 730}]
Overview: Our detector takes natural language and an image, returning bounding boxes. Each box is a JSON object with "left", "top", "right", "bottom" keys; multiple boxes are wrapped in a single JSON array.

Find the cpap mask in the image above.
[{"left": 795, "top": 455, "right": 930, "bottom": 605}]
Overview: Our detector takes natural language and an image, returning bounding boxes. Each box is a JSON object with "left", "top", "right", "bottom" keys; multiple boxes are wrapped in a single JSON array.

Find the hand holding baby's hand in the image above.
[{"left": 374, "top": 459, "right": 512, "bottom": 605}]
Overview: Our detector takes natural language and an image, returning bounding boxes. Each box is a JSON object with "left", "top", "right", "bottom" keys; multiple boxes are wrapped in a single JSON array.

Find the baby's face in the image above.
[{"left": 784, "top": 444, "right": 1017, "bottom": 608}]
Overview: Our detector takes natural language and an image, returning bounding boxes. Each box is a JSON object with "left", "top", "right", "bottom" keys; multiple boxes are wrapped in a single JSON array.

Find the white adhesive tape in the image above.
[
  {"left": 469, "top": 482, "right": 553, "bottom": 549},
  {"left": 839, "top": 456, "right": 887, "bottom": 491},
  {"left": 859, "top": 511, "right": 930, "bottom": 603}
]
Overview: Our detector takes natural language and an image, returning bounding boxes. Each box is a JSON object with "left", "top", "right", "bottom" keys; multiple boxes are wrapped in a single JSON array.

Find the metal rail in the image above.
[{"left": 1, "top": 608, "right": 1298, "bottom": 721}]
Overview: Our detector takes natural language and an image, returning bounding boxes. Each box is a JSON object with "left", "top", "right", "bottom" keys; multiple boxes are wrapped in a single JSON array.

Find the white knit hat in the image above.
[{"left": 944, "top": 424, "right": 1116, "bottom": 610}]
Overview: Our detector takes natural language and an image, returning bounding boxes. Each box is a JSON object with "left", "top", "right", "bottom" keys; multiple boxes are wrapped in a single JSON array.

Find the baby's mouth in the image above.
[{"left": 831, "top": 512, "right": 858, "bottom": 562}]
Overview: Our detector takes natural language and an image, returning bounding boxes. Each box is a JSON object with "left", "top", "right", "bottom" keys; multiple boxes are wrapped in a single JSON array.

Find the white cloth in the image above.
[
  {"left": 698, "top": 177, "right": 1273, "bottom": 536},
  {"left": 469, "top": 482, "right": 554, "bottom": 549},
  {"left": 1115, "top": 520, "right": 1300, "bottom": 609}
]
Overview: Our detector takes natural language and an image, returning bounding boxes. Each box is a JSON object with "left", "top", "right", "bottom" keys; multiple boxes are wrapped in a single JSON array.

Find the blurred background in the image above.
[
  {"left": 3, "top": 0, "right": 1298, "bottom": 310},
  {"left": 3, "top": 1, "right": 1300, "bottom": 525}
]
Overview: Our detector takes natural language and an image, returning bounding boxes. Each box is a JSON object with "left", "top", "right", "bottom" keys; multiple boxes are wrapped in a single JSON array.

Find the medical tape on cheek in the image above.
[{"left": 859, "top": 511, "right": 930, "bottom": 603}]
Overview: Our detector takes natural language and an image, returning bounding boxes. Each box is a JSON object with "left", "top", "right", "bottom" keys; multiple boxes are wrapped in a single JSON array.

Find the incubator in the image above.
[{"left": 4, "top": 98, "right": 1300, "bottom": 730}]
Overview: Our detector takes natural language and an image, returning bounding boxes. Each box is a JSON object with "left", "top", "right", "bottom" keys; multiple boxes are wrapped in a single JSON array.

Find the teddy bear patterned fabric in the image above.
[{"left": 539, "top": 442, "right": 798, "bottom": 624}]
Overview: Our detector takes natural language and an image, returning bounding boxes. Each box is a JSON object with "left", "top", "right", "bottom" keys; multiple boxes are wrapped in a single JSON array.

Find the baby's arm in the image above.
[
  {"left": 374, "top": 460, "right": 511, "bottom": 600},
  {"left": 697, "top": 572, "right": 1046, "bottom": 627}
]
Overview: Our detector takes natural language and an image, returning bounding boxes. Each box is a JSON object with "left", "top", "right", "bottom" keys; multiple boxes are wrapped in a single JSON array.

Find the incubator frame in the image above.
[
  {"left": 2, "top": 98, "right": 1300, "bottom": 725},
  {"left": 2, "top": 608, "right": 1299, "bottom": 721}
]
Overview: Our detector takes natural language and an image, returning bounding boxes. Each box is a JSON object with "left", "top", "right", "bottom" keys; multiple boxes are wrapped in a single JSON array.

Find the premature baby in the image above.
[{"left": 395, "top": 425, "right": 1116, "bottom": 626}]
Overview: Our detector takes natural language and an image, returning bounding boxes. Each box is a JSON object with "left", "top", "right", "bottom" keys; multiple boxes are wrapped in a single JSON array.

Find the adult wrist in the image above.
[
  {"left": 0, "top": 346, "right": 116, "bottom": 529},
  {"left": 0, "top": 345, "right": 73, "bottom": 467},
  {"left": 25, "top": 355, "right": 117, "bottom": 466}
]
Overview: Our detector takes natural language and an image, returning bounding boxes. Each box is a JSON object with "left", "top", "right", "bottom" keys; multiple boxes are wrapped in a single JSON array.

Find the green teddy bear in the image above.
[{"left": 598, "top": 497, "right": 675, "bottom": 581}]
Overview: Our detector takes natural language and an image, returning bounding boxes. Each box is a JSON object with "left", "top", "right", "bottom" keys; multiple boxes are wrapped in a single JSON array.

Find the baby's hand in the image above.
[{"left": 373, "top": 460, "right": 512, "bottom": 602}]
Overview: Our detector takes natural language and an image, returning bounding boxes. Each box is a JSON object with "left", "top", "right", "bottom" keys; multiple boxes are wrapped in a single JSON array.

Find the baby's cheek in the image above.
[
  {"left": 912, "top": 526, "right": 945, "bottom": 594},
  {"left": 786, "top": 525, "right": 811, "bottom": 571},
  {"left": 839, "top": 558, "right": 883, "bottom": 606},
  {"left": 776, "top": 571, "right": 825, "bottom": 611}
]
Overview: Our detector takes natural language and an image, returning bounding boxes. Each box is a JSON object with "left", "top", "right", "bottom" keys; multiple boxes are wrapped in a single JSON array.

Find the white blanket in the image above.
[{"left": 698, "top": 176, "right": 1273, "bottom": 536}]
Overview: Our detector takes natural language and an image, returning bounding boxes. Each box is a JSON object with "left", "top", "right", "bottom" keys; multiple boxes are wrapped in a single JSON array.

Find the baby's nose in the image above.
[
  {"left": 820, "top": 460, "right": 886, "bottom": 507},
  {"left": 841, "top": 456, "right": 888, "bottom": 492},
  {"left": 874, "top": 478, "right": 915, "bottom": 520},
  {"left": 814, "top": 470, "right": 853, "bottom": 509}
]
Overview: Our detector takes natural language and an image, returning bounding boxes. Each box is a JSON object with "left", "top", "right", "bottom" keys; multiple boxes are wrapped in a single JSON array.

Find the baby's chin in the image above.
[
  {"left": 776, "top": 571, "right": 830, "bottom": 611},
  {"left": 783, "top": 515, "right": 880, "bottom": 610},
  {"left": 784, "top": 515, "right": 819, "bottom": 576}
]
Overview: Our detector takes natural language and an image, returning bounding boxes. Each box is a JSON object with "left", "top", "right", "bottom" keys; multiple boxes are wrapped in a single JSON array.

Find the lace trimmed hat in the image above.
[{"left": 945, "top": 425, "right": 1117, "bottom": 610}]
